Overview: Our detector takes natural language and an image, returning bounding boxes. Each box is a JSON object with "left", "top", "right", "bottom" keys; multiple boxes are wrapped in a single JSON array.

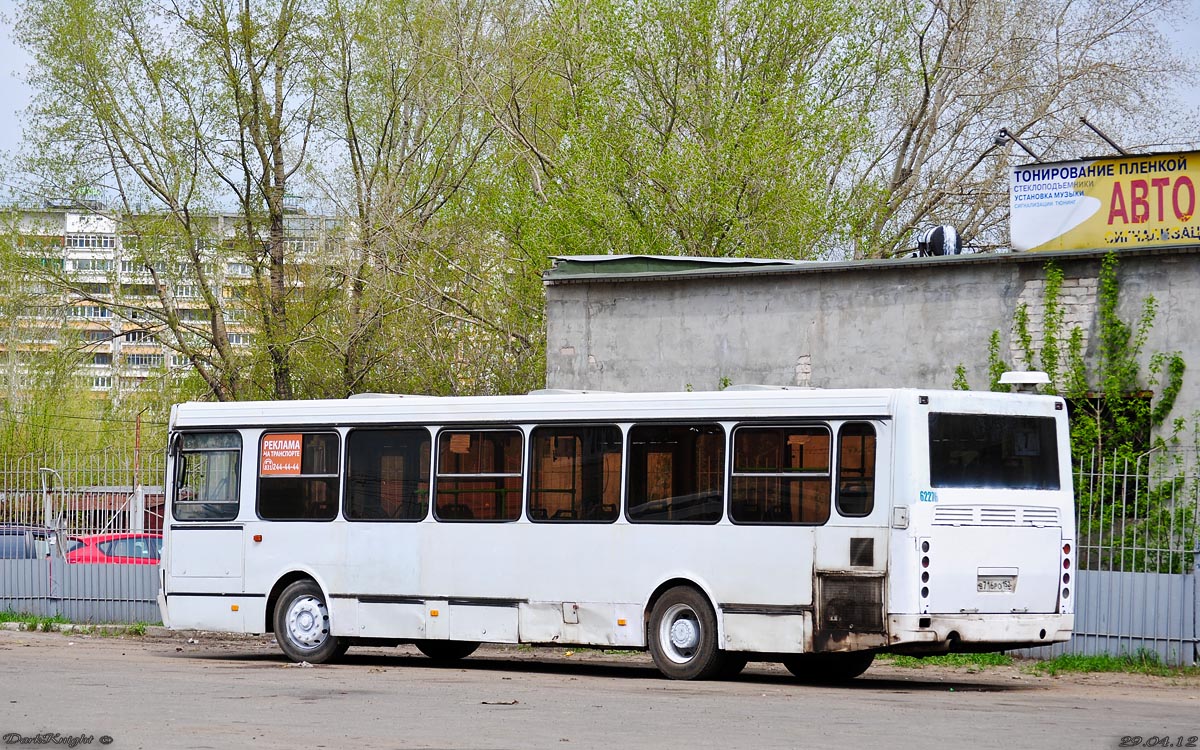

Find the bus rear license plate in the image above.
[{"left": 977, "top": 576, "right": 1016, "bottom": 593}]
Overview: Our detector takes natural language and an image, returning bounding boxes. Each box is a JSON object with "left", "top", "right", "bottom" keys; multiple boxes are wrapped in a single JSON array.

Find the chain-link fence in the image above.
[{"left": 1018, "top": 447, "right": 1200, "bottom": 665}]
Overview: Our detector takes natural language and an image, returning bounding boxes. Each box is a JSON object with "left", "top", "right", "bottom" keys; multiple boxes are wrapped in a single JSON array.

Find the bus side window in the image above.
[
  {"left": 836, "top": 423, "right": 876, "bottom": 517},
  {"left": 529, "top": 425, "right": 621, "bottom": 523},
  {"left": 345, "top": 428, "right": 431, "bottom": 521},
  {"left": 258, "top": 432, "right": 340, "bottom": 521},
  {"left": 435, "top": 429, "right": 523, "bottom": 522},
  {"left": 730, "top": 425, "right": 830, "bottom": 525},
  {"left": 626, "top": 423, "right": 724, "bottom": 524},
  {"left": 173, "top": 432, "right": 242, "bottom": 522}
]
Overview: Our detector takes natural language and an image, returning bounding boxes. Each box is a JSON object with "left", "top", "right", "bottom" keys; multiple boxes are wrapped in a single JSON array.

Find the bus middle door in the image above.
[{"left": 811, "top": 421, "right": 889, "bottom": 652}]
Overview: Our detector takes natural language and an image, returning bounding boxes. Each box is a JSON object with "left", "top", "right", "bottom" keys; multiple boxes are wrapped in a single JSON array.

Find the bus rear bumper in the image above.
[{"left": 887, "top": 613, "right": 1074, "bottom": 654}]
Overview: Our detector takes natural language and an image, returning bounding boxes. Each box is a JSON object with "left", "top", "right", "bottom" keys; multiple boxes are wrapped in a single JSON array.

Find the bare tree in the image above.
[
  {"left": 16, "top": 0, "right": 325, "bottom": 400},
  {"left": 847, "top": 0, "right": 1193, "bottom": 258}
]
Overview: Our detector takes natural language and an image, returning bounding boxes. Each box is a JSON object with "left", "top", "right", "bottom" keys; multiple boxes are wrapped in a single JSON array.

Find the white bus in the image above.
[{"left": 158, "top": 386, "right": 1075, "bottom": 680}]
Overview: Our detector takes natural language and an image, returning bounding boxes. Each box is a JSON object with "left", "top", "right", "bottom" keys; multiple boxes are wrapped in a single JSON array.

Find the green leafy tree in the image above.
[{"left": 483, "top": 0, "right": 903, "bottom": 260}]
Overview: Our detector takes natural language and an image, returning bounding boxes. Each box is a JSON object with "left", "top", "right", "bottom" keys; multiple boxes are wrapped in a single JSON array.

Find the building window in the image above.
[
  {"left": 92, "top": 353, "right": 112, "bottom": 366},
  {"left": 66, "top": 234, "right": 116, "bottom": 250},
  {"left": 124, "top": 330, "right": 155, "bottom": 343},
  {"left": 123, "top": 284, "right": 158, "bottom": 297},
  {"left": 123, "top": 353, "right": 164, "bottom": 368},
  {"left": 69, "top": 305, "right": 112, "bottom": 319},
  {"left": 70, "top": 258, "right": 115, "bottom": 272}
]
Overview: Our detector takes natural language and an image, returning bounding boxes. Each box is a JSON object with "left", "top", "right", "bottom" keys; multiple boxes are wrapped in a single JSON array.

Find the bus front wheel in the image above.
[
  {"left": 273, "top": 579, "right": 347, "bottom": 664},
  {"left": 647, "top": 586, "right": 723, "bottom": 680},
  {"left": 781, "top": 651, "right": 874, "bottom": 683}
]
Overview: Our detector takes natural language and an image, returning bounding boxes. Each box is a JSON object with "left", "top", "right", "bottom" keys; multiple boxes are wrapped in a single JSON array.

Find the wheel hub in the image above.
[
  {"left": 286, "top": 595, "right": 329, "bottom": 650},
  {"left": 670, "top": 618, "right": 700, "bottom": 650}
]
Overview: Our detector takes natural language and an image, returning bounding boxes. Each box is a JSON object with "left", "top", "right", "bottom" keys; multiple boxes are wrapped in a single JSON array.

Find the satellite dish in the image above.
[{"left": 917, "top": 225, "right": 963, "bottom": 256}]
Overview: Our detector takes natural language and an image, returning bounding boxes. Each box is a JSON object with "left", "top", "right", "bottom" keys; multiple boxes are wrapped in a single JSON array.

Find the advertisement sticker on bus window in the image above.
[
  {"left": 261, "top": 433, "right": 303, "bottom": 475},
  {"left": 448, "top": 433, "right": 471, "bottom": 454}
]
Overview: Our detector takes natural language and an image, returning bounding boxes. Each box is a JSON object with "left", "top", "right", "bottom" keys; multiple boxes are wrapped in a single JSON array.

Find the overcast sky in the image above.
[{"left": 0, "top": 1, "right": 1197, "bottom": 176}]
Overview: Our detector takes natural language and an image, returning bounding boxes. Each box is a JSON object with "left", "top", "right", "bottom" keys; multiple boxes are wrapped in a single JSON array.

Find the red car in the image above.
[{"left": 65, "top": 533, "right": 163, "bottom": 564}]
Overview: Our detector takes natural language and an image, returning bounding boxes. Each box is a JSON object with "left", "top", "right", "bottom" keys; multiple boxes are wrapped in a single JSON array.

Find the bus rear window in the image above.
[{"left": 928, "top": 413, "right": 1059, "bottom": 490}]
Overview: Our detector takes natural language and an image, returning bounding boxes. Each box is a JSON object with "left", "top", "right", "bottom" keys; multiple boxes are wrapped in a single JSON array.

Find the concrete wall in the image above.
[{"left": 545, "top": 247, "right": 1200, "bottom": 427}]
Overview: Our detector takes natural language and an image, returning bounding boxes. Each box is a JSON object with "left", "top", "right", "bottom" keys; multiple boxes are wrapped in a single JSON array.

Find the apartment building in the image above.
[{"left": 2, "top": 199, "right": 337, "bottom": 398}]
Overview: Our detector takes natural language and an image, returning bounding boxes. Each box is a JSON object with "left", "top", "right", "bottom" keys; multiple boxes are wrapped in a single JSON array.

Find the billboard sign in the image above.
[{"left": 1010, "top": 151, "right": 1199, "bottom": 252}]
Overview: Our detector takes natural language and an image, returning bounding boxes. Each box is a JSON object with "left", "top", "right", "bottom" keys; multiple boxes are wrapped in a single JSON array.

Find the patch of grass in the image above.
[
  {"left": 601, "top": 649, "right": 639, "bottom": 656},
  {"left": 1028, "top": 649, "right": 1194, "bottom": 677},
  {"left": 1, "top": 611, "right": 70, "bottom": 632},
  {"left": 0, "top": 612, "right": 156, "bottom": 637},
  {"left": 879, "top": 652, "right": 1014, "bottom": 669}
]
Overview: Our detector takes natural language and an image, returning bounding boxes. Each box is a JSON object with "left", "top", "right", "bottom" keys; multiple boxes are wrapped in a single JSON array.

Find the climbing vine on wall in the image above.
[{"left": 962, "top": 253, "right": 1186, "bottom": 458}]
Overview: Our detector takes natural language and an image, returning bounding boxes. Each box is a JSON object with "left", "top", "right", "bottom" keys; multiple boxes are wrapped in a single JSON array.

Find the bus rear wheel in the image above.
[
  {"left": 273, "top": 579, "right": 347, "bottom": 664},
  {"left": 647, "top": 586, "right": 723, "bottom": 680},
  {"left": 781, "top": 651, "right": 874, "bottom": 683},
  {"left": 415, "top": 640, "right": 480, "bottom": 661}
]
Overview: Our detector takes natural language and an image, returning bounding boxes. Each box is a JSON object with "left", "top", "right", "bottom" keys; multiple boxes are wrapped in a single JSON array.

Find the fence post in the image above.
[{"left": 1194, "top": 550, "right": 1200, "bottom": 667}]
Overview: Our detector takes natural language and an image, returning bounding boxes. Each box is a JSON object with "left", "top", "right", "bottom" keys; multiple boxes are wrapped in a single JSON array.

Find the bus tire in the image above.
[
  {"left": 782, "top": 651, "right": 874, "bottom": 683},
  {"left": 415, "top": 640, "right": 480, "bottom": 661},
  {"left": 273, "top": 579, "right": 345, "bottom": 664},
  {"left": 647, "top": 586, "right": 723, "bottom": 680}
]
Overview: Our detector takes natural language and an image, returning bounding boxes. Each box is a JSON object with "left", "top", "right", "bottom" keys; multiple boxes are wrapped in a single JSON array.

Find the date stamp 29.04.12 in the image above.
[{"left": 1119, "top": 738, "right": 1199, "bottom": 748}]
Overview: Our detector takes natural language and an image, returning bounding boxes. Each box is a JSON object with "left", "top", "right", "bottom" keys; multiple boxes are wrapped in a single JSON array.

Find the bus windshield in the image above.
[{"left": 928, "top": 413, "right": 1059, "bottom": 490}]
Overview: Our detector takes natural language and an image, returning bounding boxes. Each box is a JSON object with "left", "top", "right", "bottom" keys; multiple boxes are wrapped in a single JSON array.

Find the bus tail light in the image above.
[
  {"left": 918, "top": 538, "right": 931, "bottom": 611},
  {"left": 1060, "top": 539, "right": 1073, "bottom": 610}
]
